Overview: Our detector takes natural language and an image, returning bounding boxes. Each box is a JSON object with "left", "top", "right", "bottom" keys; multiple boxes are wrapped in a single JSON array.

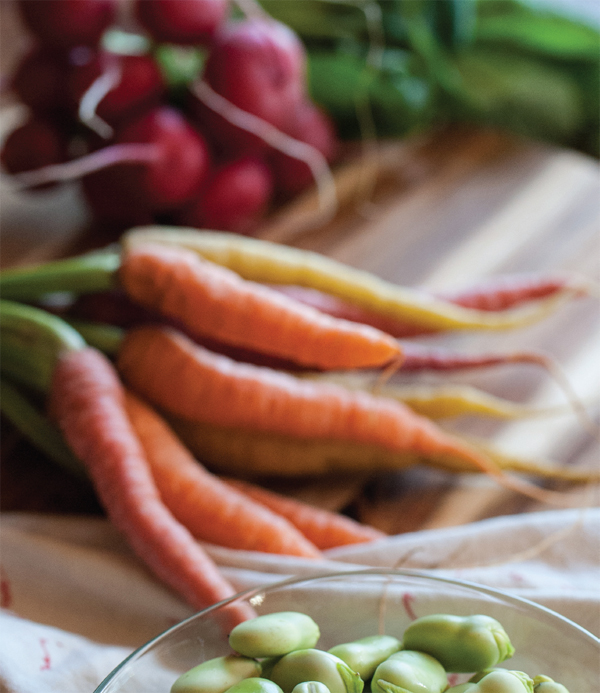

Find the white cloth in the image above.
[{"left": 1, "top": 508, "right": 599, "bottom": 692}]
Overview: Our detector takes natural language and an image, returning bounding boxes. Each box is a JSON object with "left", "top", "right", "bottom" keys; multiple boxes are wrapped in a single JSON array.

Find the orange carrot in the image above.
[
  {"left": 123, "top": 391, "right": 323, "bottom": 558},
  {"left": 118, "top": 242, "right": 402, "bottom": 370},
  {"left": 48, "top": 346, "right": 253, "bottom": 621},
  {"left": 117, "top": 325, "right": 562, "bottom": 504},
  {"left": 223, "top": 477, "right": 387, "bottom": 550}
]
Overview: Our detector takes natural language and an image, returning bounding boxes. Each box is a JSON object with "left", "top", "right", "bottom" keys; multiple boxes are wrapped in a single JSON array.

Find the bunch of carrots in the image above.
[{"left": 1, "top": 227, "right": 597, "bottom": 616}]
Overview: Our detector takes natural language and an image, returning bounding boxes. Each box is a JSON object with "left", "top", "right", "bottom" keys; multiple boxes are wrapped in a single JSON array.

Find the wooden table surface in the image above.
[{"left": 1, "top": 114, "right": 599, "bottom": 533}]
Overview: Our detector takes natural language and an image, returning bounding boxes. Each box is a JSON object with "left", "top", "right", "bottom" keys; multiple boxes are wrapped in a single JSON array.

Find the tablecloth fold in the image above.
[{"left": 1, "top": 508, "right": 598, "bottom": 692}]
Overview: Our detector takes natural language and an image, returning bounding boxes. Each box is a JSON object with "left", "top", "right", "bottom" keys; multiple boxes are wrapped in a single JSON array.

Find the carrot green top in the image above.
[
  {"left": 0, "top": 300, "right": 86, "bottom": 392},
  {"left": 0, "top": 251, "right": 120, "bottom": 300}
]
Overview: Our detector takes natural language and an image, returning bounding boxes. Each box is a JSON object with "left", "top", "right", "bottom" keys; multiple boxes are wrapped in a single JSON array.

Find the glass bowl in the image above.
[{"left": 94, "top": 568, "right": 599, "bottom": 692}]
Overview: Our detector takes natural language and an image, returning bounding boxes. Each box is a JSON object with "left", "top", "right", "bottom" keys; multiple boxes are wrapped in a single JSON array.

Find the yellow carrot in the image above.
[
  {"left": 170, "top": 416, "right": 600, "bottom": 484},
  {"left": 299, "top": 374, "right": 568, "bottom": 420},
  {"left": 169, "top": 417, "right": 421, "bottom": 476},
  {"left": 122, "top": 227, "right": 576, "bottom": 332}
]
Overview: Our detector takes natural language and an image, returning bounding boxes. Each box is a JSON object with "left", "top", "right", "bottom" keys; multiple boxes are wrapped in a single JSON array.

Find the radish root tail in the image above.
[
  {"left": 191, "top": 79, "right": 338, "bottom": 226},
  {"left": 78, "top": 55, "right": 122, "bottom": 139}
]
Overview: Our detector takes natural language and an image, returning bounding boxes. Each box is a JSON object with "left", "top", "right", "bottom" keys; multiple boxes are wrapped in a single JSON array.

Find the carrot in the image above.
[
  {"left": 222, "top": 477, "right": 386, "bottom": 550},
  {"left": 266, "top": 284, "right": 430, "bottom": 338},
  {"left": 119, "top": 242, "right": 402, "bottom": 370},
  {"left": 169, "top": 417, "right": 421, "bottom": 477},
  {"left": 48, "top": 345, "right": 253, "bottom": 622},
  {"left": 123, "top": 390, "right": 323, "bottom": 558},
  {"left": 398, "top": 343, "right": 596, "bottom": 437},
  {"left": 170, "top": 416, "right": 600, "bottom": 484},
  {"left": 123, "top": 227, "right": 581, "bottom": 332},
  {"left": 267, "top": 273, "right": 585, "bottom": 338},
  {"left": 399, "top": 342, "right": 553, "bottom": 372},
  {"left": 438, "top": 273, "right": 583, "bottom": 311},
  {"left": 298, "top": 375, "right": 564, "bottom": 420},
  {"left": 116, "top": 325, "right": 568, "bottom": 504}
]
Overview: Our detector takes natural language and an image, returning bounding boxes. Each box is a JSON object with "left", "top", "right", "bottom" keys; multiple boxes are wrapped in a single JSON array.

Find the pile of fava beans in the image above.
[{"left": 171, "top": 611, "right": 569, "bottom": 693}]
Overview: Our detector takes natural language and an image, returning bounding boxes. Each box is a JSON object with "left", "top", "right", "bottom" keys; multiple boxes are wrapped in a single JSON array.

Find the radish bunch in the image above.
[{"left": 2, "top": 0, "right": 339, "bottom": 235}]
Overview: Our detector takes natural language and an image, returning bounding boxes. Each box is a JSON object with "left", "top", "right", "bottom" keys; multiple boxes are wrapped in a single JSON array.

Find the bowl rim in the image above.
[{"left": 94, "top": 566, "right": 600, "bottom": 692}]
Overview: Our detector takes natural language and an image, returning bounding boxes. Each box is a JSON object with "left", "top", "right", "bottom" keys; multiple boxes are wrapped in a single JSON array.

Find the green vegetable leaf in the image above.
[
  {"left": 433, "top": 0, "right": 478, "bottom": 50},
  {"left": 155, "top": 44, "right": 206, "bottom": 89},
  {"left": 475, "top": 0, "right": 600, "bottom": 61},
  {"left": 449, "top": 48, "right": 586, "bottom": 144},
  {"left": 0, "top": 378, "right": 86, "bottom": 478},
  {"left": 307, "top": 50, "right": 435, "bottom": 138},
  {"left": 260, "top": 0, "right": 370, "bottom": 44}
]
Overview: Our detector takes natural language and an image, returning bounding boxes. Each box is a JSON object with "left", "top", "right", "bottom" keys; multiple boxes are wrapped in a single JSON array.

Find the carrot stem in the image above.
[
  {"left": 0, "top": 252, "right": 120, "bottom": 301},
  {"left": 0, "top": 300, "right": 85, "bottom": 391},
  {"left": 65, "top": 319, "right": 125, "bottom": 356},
  {"left": 0, "top": 378, "right": 87, "bottom": 479}
]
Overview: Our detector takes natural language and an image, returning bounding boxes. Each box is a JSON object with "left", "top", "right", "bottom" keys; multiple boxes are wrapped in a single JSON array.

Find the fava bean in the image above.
[
  {"left": 170, "top": 610, "right": 574, "bottom": 693},
  {"left": 291, "top": 682, "right": 331, "bottom": 693},
  {"left": 230, "top": 612, "right": 320, "bottom": 658},
  {"left": 401, "top": 614, "right": 515, "bottom": 673},
  {"left": 328, "top": 635, "right": 401, "bottom": 680},
  {"left": 225, "top": 678, "right": 284, "bottom": 693},
  {"left": 533, "top": 675, "right": 570, "bottom": 693},
  {"left": 270, "top": 648, "right": 363, "bottom": 693},
  {"left": 259, "top": 657, "right": 282, "bottom": 680},
  {"left": 446, "top": 669, "right": 534, "bottom": 692},
  {"left": 371, "top": 650, "right": 447, "bottom": 693},
  {"left": 171, "top": 656, "right": 262, "bottom": 693}
]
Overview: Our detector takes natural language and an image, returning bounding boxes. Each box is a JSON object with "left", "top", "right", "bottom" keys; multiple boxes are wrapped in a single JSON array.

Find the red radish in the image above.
[
  {"left": 1, "top": 118, "right": 68, "bottom": 189},
  {"left": 68, "top": 52, "right": 165, "bottom": 133},
  {"left": 17, "top": 0, "right": 117, "bottom": 49},
  {"left": 134, "top": 0, "right": 230, "bottom": 46},
  {"left": 109, "top": 106, "right": 212, "bottom": 209},
  {"left": 10, "top": 46, "right": 70, "bottom": 115},
  {"left": 193, "top": 17, "right": 307, "bottom": 153},
  {"left": 81, "top": 169, "right": 156, "bottom": 225},
  {"left": 14, "top": 106, "right": 212, "bottom": 213},
  {"left": 269, "top": 102, "right": 339, "bottom": 196},
  {"left": 177, "top": 155, "right": 273, "bottom": 233}
]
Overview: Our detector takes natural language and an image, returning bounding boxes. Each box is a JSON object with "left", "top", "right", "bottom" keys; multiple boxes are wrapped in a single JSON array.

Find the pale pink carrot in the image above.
[
  {"left": 48, "top": 346, "right": 253, "bottom": 622},
  {"left": 269, "top": 273, "right": 585, "bottom": 338},
  {"left": 438, "top": 273, "right": 579, "bottom": 311},
  {"left": 399, "top": 342, "right": 552, "bottom": 372}
]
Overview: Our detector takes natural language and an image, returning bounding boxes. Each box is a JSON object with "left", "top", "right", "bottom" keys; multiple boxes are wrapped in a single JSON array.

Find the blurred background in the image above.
[
  {"left": 1, "top": 0, "right": 599, "bottom": 267},
  {"left": 1, "top": 0, "right": 599, "bottom": 527}
]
